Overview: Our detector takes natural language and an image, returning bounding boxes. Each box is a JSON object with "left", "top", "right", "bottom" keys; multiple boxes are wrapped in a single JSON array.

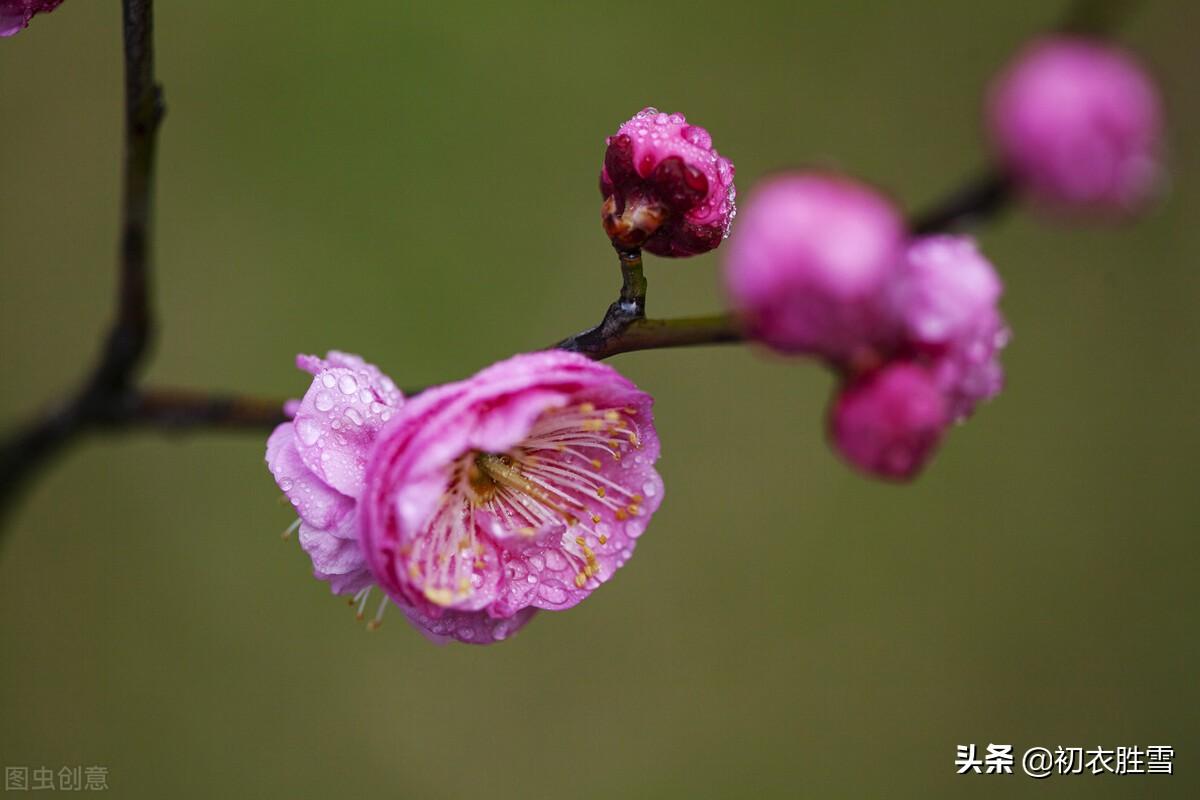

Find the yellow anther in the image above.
[
  {"left": 591, "top": 514, "right": 602, "bottom": 524},
  {"left": 598, "top": 534, "right": 608, "bottom": 545},
  {"left": 590, "top": 458, "right": 602, "bottom": 470},
  {"left": 579, "top": 402, "right": 596, "bottom": 414},
  {"left": 631, "top": 494, "right": 643, "bottom": 503},
  {"left": 596, "top": 486, "right": 606, "bottom": 498},
  {"left": 604, "top": 410, "right": 620, "bottom": 422},
  {"left": 574, "top": 573, "right": 587, "bottom": 588},
  {"left": 582, "top": 419, "right": 604, "bottom": 432},
  {"left": 616, "top": 509, "right": 628, "bottom": 521}
]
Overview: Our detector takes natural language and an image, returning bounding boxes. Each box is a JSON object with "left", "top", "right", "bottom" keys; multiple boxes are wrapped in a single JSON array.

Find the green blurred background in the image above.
[{"left": 1, "top": 1, "right": 1197, "bottom": 797}]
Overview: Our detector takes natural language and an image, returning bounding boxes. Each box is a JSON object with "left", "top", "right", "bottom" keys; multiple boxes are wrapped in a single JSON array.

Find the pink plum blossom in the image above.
[
  {"left": 600, "top": 107, "right": 736, "bottom": 257},
  {"left": 359, "top": 350, "right": 663, "bottom": 645},
  {"left": 0, "top": 0, "right": 62, "bottom": 36},
  {"left": 988, "top": 36, "right": 1163, "bottom": 213},
  {"left": 266, "top": 351, "right": 403, "bottom": 597},
  {"left": 891, "top": 235, "right": 1009, "bottom": 421},
  {"left": 722, "top": 172, "right": 906, "bottom": 362},
  {"left": 830, "top": 362, "right": 948, "bottom": 481}
]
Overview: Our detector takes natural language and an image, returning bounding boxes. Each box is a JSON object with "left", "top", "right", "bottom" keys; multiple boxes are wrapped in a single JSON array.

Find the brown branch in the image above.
[
  {"left": 909, "top": 168, "right": 1014, "bottom": 235},
  {"left": 126, "top": 388, "right": 288, "bottom": 431},
  {"left": 0, "top": 0, "right": 163, "bottom": 525}
]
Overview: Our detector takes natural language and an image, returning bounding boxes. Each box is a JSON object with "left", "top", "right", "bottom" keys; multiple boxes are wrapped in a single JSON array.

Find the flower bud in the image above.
[
  {"left": 600, "top": 107, "right": 736, "bottom": 257},
  {"left": 987, "top": 36, "right": 1163, "bottom": 213},
  {"left": 830, "top": 362, "right": 948, "bottom": 480},
  {"left": 722, "top": 172, "right": 905, "bottom": 361},
  {"left": 892, "top": 235, "right": 1009, "bottom": 421}
]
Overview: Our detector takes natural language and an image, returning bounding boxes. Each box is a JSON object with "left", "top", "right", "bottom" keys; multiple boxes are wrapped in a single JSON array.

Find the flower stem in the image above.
[{"left": 616, "top": 248, "right": 647, "bottom": 316}]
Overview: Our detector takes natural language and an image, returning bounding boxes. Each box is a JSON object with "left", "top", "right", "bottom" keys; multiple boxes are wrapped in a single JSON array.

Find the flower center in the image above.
[{"left": 408, "top": 402, "right": 648, "bottom": 606}]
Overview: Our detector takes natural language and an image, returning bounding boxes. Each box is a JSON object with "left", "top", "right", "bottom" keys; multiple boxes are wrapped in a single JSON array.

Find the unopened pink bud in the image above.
[
  {"left": 722, "top": 172, "right": 905, "bottom": 361},
  {"left": 892, "top": 235, "right": 1001, "bottom": 347},
  {"left": 988, "top": 36, "right": 1163, "bottom": 213},
  {"left": 600, "top": 107, "right": 736, "bottom": 257},
  {"left": 830, "top": 362, "right": 948, "bottom": 481},
  {"left": 892, "top": 235, "right": 1009, "bottom": 421}
]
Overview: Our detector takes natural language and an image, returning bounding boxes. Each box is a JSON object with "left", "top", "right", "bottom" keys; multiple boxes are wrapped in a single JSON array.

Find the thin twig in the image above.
[
  {"left": 909, "top": 169, "right": 1014, "bottom": 235},
  {"left": 0, "top": 0, "right": 163, "bottom": 523},
  {"left": 127, "top": 388, "right": 288, "bottom": 431}
]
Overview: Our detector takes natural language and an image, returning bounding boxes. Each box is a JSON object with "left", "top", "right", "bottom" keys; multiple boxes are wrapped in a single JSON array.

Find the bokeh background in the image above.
[{"left": 1, "top": 1, "right": 1197, "bottom": 797}]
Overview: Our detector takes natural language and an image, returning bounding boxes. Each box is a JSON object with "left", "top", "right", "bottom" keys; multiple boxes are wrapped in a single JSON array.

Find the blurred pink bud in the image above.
[
  {"left": 988, "top": 36, "right": 1164, "bottom": 213},
  {"left": 600, "top": 107, "right": 736, "bottom": 257},
  {"left": 892, "top": 235, "right": 1001, "bottom": 346},
  {"left": 830, "top": 362, "right": 948, "bottom": 481},
  {"left": 892, "top": 235, "right": 1009, "bottom": 421},
  {"left": 0, "top": 0, "right": 62, "bottom": 36},
  {"left": 722, "top": 172, "right": 905, "bottom": 361}
]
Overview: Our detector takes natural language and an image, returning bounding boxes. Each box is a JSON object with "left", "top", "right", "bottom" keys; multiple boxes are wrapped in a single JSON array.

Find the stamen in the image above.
[
  {"left": 366, "top": 595, "right": 388, "bottom": 631},
  {"left": 355, "top": 586, "right": 372, "bottom": 620},
  {"left": 280, "top": 518, "right": 301, "bottom": 540}
]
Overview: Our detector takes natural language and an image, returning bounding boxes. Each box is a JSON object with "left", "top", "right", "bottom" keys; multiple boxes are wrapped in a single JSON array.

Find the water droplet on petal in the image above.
[
  {"left": 314, "top": 391, "right": 334, "bottom": 412},
  {"left": 296, "top": 417, "right": 321, "bottom": 446},
  {"left": 538, "top": 583, "right": 568, "bottom": 605}
]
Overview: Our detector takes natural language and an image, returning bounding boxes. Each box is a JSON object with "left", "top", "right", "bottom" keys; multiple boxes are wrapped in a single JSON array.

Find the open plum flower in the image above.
[
  {"left": 600, "top": 107, "right": 736, "bottom": 256},
  {"left": 360, "top": 351, "right": 662, "bottom": 644},
  {"left": 266, "top": 352, "right": 404, "bottom": 596}
]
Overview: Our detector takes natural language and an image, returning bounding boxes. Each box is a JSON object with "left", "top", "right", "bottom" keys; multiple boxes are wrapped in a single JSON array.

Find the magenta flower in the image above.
[
  {"left": 359, "top": 351, "right": 663, "bottom": 644},
  {"left": 265, "top": 351, "right": 404, "bottom": 597},
  {"left": 988, "top": 36, "right": 1163, "bottom": 213},
  {"left": 892, "top": 235, "right": 1009, "bottom": 421},
  {"left": 0, "top": 0, "right": 62, "bottom": 36},
  {"left": 722, "top": 172, "right": 906, "bottom": 362},
  {"left": 830, "top": 362, "right": 948, "bottom": 480},
  {"left": 600, "top": 107, "right": 736, "bottom": 257}
]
